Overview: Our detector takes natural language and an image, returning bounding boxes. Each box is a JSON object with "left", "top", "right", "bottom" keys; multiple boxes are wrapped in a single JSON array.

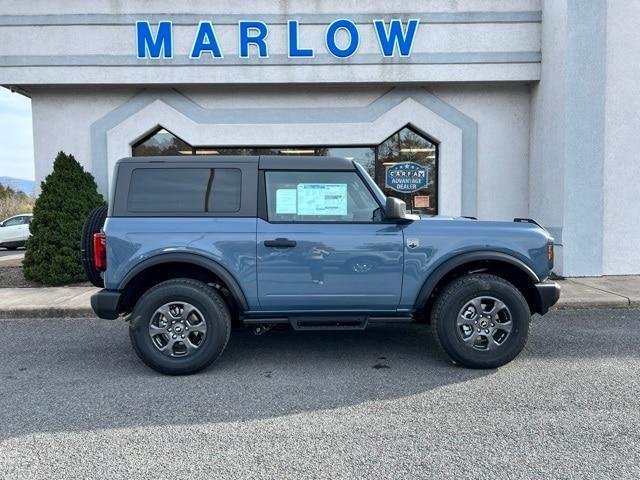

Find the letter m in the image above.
[{"left": 136, "top": 21, "right": 173, "bottom": 58}]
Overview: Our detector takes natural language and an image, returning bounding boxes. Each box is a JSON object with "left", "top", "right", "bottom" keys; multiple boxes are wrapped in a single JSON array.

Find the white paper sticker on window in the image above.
[
  {"left": 276, "top": 189, "right": 297, "bottom": 214},
  {"left": 297, "top": 183, "right": 347, "bottom": 216}
]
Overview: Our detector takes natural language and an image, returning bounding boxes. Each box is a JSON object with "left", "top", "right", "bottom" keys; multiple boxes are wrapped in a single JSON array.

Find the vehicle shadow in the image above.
[
  {"left": 0, "top": 319, "right": 492, "bottom": 440},
  {"left": 2, "top": 309, "right": 636, "bottom": 441}
]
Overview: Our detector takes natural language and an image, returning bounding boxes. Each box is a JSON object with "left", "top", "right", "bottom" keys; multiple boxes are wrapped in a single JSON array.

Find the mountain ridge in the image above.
[{"left": 0, "top": 176, "right": 35, "bottom": 196}]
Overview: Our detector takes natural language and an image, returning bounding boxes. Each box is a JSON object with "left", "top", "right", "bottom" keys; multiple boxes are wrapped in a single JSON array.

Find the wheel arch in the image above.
[
  {"left": 118, "top": 253, "right": 249, "bottom": 315},
  {"left": 415, "top": 251, "right": 543, "bottom": 316}
]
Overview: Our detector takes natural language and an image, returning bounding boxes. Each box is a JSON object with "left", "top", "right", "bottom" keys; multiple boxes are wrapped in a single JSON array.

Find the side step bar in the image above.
[{"left": 242, "top": 315, "right": 414, "bottom": 331}]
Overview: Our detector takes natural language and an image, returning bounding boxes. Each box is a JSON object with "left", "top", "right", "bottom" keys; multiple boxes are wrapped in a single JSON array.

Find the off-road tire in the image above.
[
  {"left": 129, "top": 279, "right": 232, "bottom": 375},
  {"left": 431, "top": 273, "right": 530, "bottom": 369},
  {"left": 81, "top": 205, "right": 107, "bottom": 287}
]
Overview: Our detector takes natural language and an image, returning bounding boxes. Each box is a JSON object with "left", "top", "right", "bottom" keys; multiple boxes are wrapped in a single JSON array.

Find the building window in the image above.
[
  {"left": 320, "top": 147, "right": 376, "bottom": 179},
  {"left": 132, "top": 128, "right": 194, "bottom": 156},
  {"left": 131, "top": 125, "right": 437, "bottom": 215},
  {"left": 376, "top": 127, "right": 437, "bottom": 215}
]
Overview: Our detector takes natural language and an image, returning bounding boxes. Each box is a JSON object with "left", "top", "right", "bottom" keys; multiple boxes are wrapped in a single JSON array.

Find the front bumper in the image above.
[
  {"left": 535, "top": 281, "right": 561, "bottom": 315},
  {"left": 90, "top": 289, "right": 122, "bottom": 320}
]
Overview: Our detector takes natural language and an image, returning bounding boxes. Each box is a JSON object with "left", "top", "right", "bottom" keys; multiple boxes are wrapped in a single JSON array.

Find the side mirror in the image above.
[{"left": 384, "top": 197, "right": 418, "bottom": 222}]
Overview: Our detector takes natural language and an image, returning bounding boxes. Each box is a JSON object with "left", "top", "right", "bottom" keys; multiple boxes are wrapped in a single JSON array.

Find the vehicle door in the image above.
[
  {"left": 16, "top": 216, "right": 31, "bottom": 242},
  {"left": 256, "top": 169, "right": 404, "bottom": 311},
  {"left": 0, "top": 216, "right": 26, "bottom": 243}
]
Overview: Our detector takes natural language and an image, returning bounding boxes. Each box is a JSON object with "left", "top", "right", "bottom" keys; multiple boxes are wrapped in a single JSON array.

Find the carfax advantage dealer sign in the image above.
[
  {"left": 385, "top": 162, "right": 428, "bottom": 193},
  {"left": 135, "top": 18, "right": 420, "bottom": 59}
]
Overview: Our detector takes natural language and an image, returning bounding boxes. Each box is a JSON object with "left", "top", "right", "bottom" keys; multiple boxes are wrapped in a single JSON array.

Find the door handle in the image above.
[{"left": 264, "top": 238, "right": 297, "bottom": 248}]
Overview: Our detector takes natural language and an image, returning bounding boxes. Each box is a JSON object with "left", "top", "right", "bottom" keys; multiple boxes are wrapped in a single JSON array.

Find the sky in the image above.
[{"left": 0, "top": 87, "right": 34, "bottom": 180}]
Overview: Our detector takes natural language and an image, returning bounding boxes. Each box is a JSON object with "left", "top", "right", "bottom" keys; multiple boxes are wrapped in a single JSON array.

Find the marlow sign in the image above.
[{"left": 136, "top": 19, "right": 420, "bottom": 59}]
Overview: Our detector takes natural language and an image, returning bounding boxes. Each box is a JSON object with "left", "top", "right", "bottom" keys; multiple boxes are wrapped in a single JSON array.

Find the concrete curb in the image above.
[
  {"left": 0, "top": 286, "right": 98, "bottom": 319},
  {"left": 558, "top": 278, "right": 639, "bottom": 310},
  {"left": 0, "top": 276, "right": 638, "bottom": 319},
  {"left": 0, "top": 307, "right": 96, "bottom": 319},
  {"left": 0, "top": 253, "right": 24, "bottom": 263},
  {"left": 0, "top": 302, "right": 637, "bottom": 321},
  {"left": 554, "top": 300, "right": 635, "bottom": 310}
]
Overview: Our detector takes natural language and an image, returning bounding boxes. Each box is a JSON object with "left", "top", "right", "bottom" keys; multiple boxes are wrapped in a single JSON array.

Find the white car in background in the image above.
[{"left": 0, "top": 213, "right": 32, "bottom": 250}]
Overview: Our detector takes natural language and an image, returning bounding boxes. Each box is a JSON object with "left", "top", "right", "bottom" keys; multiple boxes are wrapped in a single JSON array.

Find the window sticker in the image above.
[
  {"left": 297, "top": 183, "right": 347, "bottom": 216},
  {"left": 276, "top": 188, "right": 297, "bottom": 214}
]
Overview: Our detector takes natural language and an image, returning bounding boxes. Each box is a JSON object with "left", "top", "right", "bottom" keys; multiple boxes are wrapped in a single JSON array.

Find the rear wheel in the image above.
[
  {"left": 431, "top": 273, "right": 530, "bottom": 369},
  {"left": 129, "top": 279, "right": 231, "bottom": 375},
  {"left": 81, "top": 205, "right": 107, "bottom": 287}
]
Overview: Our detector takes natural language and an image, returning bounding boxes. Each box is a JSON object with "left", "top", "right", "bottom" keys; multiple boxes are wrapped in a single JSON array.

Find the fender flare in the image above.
[
  {"left": 118, "top": 252, "right": 249, "bottom": 311},
  {"left": 415, "top": 251, "right": 540, "bottom": 309}
]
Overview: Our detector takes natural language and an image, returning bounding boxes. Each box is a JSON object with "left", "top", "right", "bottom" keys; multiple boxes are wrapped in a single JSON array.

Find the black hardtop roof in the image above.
[
  {"left": 116, "top": 155, "right": 259, "bottom": 165},
  {"left": 116, "top": 155, "right": 356, "bottom": 171},
  {"left": 258, "top": 155, "right": 355, "bottom": 170}
]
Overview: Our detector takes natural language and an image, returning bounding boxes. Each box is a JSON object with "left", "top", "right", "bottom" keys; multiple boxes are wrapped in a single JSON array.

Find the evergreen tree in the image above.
[{"left": 23, "top": 151, "right": 105, "bottom": 285}]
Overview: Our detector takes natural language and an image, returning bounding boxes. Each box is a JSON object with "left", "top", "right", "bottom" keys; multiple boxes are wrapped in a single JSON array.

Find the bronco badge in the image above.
[{"left": 407, "top": 238, "right": 419, "bottom": 249}]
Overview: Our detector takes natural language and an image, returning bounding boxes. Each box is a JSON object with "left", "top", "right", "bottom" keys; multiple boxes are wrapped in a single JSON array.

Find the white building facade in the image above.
[{"left": 1, "top": 0, "right": 638, "bottom": 276}]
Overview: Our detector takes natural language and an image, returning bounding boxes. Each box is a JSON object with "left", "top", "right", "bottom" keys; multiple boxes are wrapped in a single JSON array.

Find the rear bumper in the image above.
[
  {"left": 535, "top": 281, "right": 561, "bottom": 315},
  {"left": 90, "top": 289, "right": 122, "bottom": 320}
]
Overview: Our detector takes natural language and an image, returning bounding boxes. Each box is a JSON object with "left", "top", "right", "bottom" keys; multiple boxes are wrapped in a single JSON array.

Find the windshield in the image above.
[{"left": 353, "top": 161, "right": 386, "bottom": 204}]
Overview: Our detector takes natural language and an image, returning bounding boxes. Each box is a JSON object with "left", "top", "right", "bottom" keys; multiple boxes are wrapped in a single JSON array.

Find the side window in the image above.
[
  {"left": 3, "top": 216, "right": 24, "bottom": 226},
  {"left": 127, "top": 168, "right": 241, "bottom": 214},
  {"left": 207, "top": 168, "right": 242, "bottom": 212},
  {"left": 265, "top": 171, "right": 380, "bottom": 223}
]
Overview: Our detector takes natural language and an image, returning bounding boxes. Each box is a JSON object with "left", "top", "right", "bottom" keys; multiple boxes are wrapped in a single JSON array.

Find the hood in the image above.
[
  {"left": 413, "top": 216, "right": 552, "bottom": 240},
  {"left": 403, "top": 215, "right": 554, "bottom": 279}
]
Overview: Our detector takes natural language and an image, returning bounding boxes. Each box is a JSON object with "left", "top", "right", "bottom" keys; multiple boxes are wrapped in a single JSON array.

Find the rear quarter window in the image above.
[{"left": 127, "top": 168, "right": 241, "bottom": 213}]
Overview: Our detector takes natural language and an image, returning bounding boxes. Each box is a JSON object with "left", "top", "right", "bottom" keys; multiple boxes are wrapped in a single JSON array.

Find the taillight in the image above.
[
  {"left": 93, "top": 232, "right": 107, "bottom": 271},
  {"left": 547, "top": 240, "right": 554, "bottom": 270}
]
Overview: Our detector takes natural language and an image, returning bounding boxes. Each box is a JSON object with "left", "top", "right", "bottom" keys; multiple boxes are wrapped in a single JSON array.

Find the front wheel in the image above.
[
  {"left": 129, "top": 279, "right": 231, "bottom": 375},
  {"left": 431, "top": 274, "right": 530, "bottom": 369}
]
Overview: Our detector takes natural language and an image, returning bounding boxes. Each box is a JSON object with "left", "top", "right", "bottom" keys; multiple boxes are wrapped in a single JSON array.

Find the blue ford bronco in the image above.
[{"left": 85, "top": 156, "right": 560, "bottom": 374}]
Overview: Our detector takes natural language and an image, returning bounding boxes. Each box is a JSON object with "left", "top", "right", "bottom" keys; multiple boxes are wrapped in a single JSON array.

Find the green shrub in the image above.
[{"left": 23, "top": 151, "right": 105, "bottom": 285}]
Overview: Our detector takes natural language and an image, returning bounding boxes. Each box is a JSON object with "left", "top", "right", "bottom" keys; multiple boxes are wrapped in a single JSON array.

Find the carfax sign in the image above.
[{"left": 385, "top": 162, "right": 428, "bottom": 193}]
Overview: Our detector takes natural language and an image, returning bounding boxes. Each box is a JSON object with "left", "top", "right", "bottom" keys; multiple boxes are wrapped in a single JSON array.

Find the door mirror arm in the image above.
[{"left": 372, "top": 207, "right": 384, "bottom": 223}]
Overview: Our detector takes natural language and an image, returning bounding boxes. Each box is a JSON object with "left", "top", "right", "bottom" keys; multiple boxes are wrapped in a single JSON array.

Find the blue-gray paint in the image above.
[
  {"left": 90, "top": 87, "right": 478, "bottom": 215},
  {"left": 0, "top": 51, "right": 541, "bottom": 67},
  {"left": 103, "top": 212, "right": 552, "bottom": 312},
  {"left": 563, "top": 0, "right": 606, "bottom": 276},
  {"left": 256, "top": 219, "right": 405, "bottom": 310},
  {"left": 103, "top": 217, "right": 259, "bottom": 306},
  {"left": 0, "top": 11, "right": 542, "bottom": 27}
]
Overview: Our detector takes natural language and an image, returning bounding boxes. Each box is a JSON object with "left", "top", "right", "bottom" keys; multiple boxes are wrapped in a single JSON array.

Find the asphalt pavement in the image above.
[{"left": 1, "top": 309, "right": 639, "bottom": 479}]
